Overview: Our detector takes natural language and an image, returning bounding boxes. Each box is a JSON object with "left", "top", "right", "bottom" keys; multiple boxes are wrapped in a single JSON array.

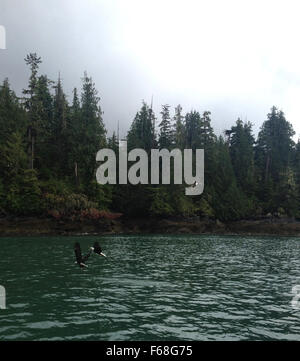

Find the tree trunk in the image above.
[
  {"left": 31, "top": 134, "right": 35, "bottom": 170},
  {"left": 265, "top": 154, "right": 270, "bottom": 181},
  {"left": 75, "top": 161, "right": 79, "bottom": 187}
]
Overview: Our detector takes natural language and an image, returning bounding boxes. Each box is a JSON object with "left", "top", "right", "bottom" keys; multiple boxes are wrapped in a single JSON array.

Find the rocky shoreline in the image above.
[{"left": 1, "top": 216, "right": 300, "bottom": 237}]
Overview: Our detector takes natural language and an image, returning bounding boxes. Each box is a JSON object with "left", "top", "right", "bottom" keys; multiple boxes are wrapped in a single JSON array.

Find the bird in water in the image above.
[
  {"left": 74, "top": 242, "right": 92, "bottom": 268},
  {"left": 90, "top": 241, "right": 107, "bottom": 258}
]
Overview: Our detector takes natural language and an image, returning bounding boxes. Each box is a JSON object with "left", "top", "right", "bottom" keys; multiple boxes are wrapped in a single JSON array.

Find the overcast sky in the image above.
[{"left": 1, "top": 0, "right": 300, "bottom": 139}]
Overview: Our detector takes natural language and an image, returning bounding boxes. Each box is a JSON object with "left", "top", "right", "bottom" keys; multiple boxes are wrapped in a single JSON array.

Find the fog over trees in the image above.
[{"left": 1, "top": 54, "right": 299, "bottom": 221}]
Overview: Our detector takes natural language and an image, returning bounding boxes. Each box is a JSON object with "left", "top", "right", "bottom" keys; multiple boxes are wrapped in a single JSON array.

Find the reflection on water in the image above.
[{"left": 0, "top": 235, "right": 299, "bottom": 340}]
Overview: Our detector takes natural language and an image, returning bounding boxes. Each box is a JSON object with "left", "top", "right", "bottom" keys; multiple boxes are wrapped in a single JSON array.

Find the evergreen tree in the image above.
[
  {"left": 227, "top": 118, "right": 256, "bottom": 196},
  {"left": 172, "top": 104, "right": 185, "bottom": 149},
  {"left": 0, "top": 132, "right": 28, "bottom": 182},
  {"left": 158, "top": 104, "right": 172, "bottom": 149},
  {"left": 211, "top": 137, "right": 250, "bottom": 221},
  {"left": 185, "top": 110, "right": 201, "bottom": 150},
  {"left": 127, "top": 101, "right": 156, "bottom": 152},
  {"left": 50, "top": 75, "right": 69, "bottom": 177},
  {"left": 80, "top": 72, "right": 106, "bottom": 185},
  {"left": 255, "top": 107, "right": 295, "bottom": 214},
  {"left": 69, "top": 87, "right": 82, "bottom": 186},
  {"left": 256, "top": 106, "right": 295, "bottom": 182},
  {"left": 2, "top": 52, "right": 300, "bottom": 222},
  {"left": 199, "top": 111, "right": 215, "bottom": 148},
  {"left": 108, "top": 131, "right": 118, "bottom": 153},
  {"left": 23, "top": 53, "right": 42, "bottom": 169},
  {"left": 0, "top": 79, "right": 26, "bottom": 144},
  {"left": 0, "top": 79, "right": 28, "bottom": 188},
  {"left": 35, "top": 74, "right": 54, "bottom": 176}
]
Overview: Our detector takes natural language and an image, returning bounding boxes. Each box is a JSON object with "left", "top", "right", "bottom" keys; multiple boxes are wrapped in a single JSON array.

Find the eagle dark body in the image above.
[
  {"left": 74, "top": 241, "right": 106, "bottom": 268},
  {"left": 74, "top": 242, "right": 91, "bottom": 268},
  {"left": 93, "top": 241, "right": 103, "bottom": 255}
]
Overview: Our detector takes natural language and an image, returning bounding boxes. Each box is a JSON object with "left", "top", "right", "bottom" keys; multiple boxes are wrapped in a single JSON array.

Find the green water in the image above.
[{"left": 0, "top": 234, "right": 299, "bottom": 341}]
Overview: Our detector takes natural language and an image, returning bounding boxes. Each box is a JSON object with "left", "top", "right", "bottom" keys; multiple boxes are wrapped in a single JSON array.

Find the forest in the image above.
[{"left": 0, "top": 53, "right": 299, "bottom": 223}]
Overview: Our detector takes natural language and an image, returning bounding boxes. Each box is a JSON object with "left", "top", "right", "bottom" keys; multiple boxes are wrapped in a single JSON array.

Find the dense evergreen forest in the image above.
[{"left": 1, "top": 53, "right": 299, "bottom": 222}]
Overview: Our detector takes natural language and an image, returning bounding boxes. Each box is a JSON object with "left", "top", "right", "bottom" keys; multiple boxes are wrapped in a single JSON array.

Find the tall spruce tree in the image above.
[
  {"left": 158, "top": 104, "right": 172, "bottom": 149},
  {"left": 51, "top": 75, "right": 69, "bottom": 177},
  {"left": 255, "top": 107, "right": 296, "bottom": 214},
  {"left": 69, "top": 87, "right": 82, "bottom": 186},
  {"left": 127, "top": 101, "right": 156, "bottom": 152},
  {"left": 227, "top": 118, "right": 256, "bottom": 196},
  {"left": 211, "top": 136, "right": 250, "bottom": 221},
  {"left": 185, "top": 110, "right": 201, "bottom": 150},
  {"left": 23, "top": 53, "right": 42, "bottom": 170},
  {"left": 80, "top": 72, "right": 106, "bottom": 186},
  {"left": 0, "top": 79, "right": 27, "bottom": 145},
  {"left": 256, "top": 106, "right": 295, "bottom": 182},
  {"left": 172, "top": 104, "right": 185, "bottom": 149}
]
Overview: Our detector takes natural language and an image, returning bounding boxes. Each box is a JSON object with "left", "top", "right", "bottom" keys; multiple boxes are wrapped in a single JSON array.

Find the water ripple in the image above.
[{"left": 0, "top": 235, "right": 299, "bottom": 340}]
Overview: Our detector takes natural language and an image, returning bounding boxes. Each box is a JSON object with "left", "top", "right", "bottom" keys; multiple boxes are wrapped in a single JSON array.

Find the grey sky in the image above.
[{"left": 1, "top": 0, "right": 300, "bottom": 139}]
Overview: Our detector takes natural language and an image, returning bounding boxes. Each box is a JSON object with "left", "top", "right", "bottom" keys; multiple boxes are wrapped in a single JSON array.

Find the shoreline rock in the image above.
[{"left": 1, "top": 216, "right": 300, "bottom": 237}]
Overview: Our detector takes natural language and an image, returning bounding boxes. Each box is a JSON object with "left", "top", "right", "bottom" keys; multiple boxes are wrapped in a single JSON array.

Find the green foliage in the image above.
[
  {"left": 84, "top": 180, "right": 113, "bottom": 210},
  {"left": 158, "top": 104, "right": 172, "bottom": 149},
  {"left": 43, "top": 192, "right": 97, "bottom": 217},
  {"left": 149, "top": 187, "right": 174, "bottom": 217},
  {"left": 4, "top": 170, "right": 41, "bottom": 215},
  {"left": 79, "top": 72, "right": 107, "bottom": 185},
  {"left": 127, "top": 101, "right": 156, "bottom": 152},
  {"left": 256, "top": 107, "right": 295, "bottom": 182},
  {"left": 0, "top": 79, "right": 27, "bottom": 144},
  {"left": 0, "top": 132, "right": 28, "bottom": 181},
  {"left": 255, "top": 107, "right": 296, "bottom": 215},
  {"left": 1, "top": 54, "right": 299, "bottom": 222},
  {"left": 227, "top": 118, "right": 256, "bottom": 196},
  {"left": 172, "top": 105, "right": 185, "bottom": 149},
  {"left": 208, "top": 138, "right": 247, "bottom": 221},
  {"left": 171, "top": 187, "right": 198, "bottom": 217},
  {"left": 0, "top": 178, "right": 6, "bottom": 216},
  {"left": 20, "top": 169, "right": 42, "bottom": 214},
  {"left": 198, "top": 193, "right": 215, "bottom": 218},
  {"left": 39, "top": 178, "right": 72, "bottom": 196}
]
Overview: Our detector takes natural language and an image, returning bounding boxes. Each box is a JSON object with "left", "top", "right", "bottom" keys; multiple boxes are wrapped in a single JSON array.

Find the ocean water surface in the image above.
[{"left": 0, "top": 234, "right": 299, "bottom": 340}]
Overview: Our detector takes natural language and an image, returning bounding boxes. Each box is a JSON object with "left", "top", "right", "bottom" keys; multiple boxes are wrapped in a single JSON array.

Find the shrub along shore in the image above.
[{"left": 1, "top": 215, "right": 300, "bottom": 237}]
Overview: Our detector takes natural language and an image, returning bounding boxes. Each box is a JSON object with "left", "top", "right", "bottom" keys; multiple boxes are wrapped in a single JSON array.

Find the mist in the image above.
[{"left": 1, "top": 0, "right": 300, "bottom": 138}]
